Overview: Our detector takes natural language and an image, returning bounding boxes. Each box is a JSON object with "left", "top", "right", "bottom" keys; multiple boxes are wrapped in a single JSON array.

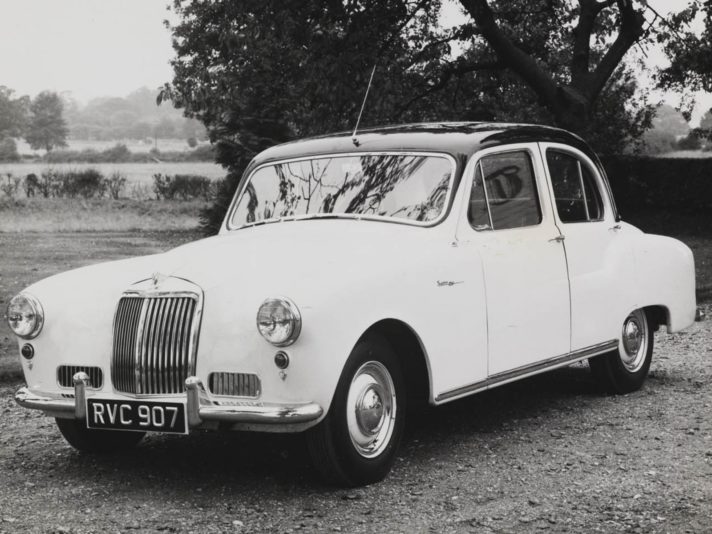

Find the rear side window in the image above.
[
  {"left": 468, "top": 150, "right": 542, "bottom": 231},
  {"left": 546, "top": 150, "right": 603, "bottom": 223}
]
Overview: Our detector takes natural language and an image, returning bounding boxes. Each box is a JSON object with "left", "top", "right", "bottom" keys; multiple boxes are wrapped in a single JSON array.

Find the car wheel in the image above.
[
  {"left": 306, "top": 335, "right": 405, "bottom": 487},
  {"left": 55, "top": 418, "right": 145, "bottom": 452},
  {"left": 589, "top": 309, "right": 654, "bottom": 394}
]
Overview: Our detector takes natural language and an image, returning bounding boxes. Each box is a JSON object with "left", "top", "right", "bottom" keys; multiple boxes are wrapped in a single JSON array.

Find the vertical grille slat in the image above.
[{"left": 111, "top": 294, "right": 199, "bottom": 395}]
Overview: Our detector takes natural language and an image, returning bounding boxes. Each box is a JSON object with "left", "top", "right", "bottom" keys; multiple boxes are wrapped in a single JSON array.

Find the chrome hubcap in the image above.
[
  {"left": 620, "top": 310, "right": 648, "bottom": 372},
  {"left": 346, "top": 361, "right": 396, "bottom": 458}
]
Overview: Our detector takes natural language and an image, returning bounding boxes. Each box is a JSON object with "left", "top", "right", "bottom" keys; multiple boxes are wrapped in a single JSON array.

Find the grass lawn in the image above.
[{"left": 1, "top": 198, "right": 209, "bottom": 232}]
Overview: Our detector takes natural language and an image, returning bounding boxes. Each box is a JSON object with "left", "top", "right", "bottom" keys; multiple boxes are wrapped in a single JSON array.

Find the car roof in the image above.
[{"left": 251, "top": 122, "right": 596, "bottom": 166}]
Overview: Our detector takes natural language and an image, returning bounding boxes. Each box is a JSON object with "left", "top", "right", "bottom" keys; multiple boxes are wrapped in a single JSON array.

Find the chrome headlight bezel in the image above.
[
  {"left": 6, "top": 293, "right": 44, "bottom": 340},
  {"left": 256, "top": 297, "right": 302, "bottom": 347}
]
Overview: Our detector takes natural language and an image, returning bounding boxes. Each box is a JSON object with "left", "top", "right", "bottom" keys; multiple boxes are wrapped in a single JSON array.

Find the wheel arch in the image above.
[
  {"left": 643, "top": 304, "right": 670, "bottom": 332},
  {"left": 357, "top": 319, "right": 433, "bottom": 408}
]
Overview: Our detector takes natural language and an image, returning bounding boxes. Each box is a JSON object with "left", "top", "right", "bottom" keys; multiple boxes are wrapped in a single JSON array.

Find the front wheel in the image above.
[
  {"left": 306, "top": 335, "right": 405, "bottom": 486},
  {"left": 589, "top": 308, "right": 654, "bottom": 394},
  {"left": 55, "top": 418, "right": 145, "bottom": 452}
]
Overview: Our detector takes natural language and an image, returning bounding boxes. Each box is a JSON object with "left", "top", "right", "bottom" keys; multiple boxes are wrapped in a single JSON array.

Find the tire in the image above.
[
  {"left": 55, "top": 418, "right": 145, "bottom": 452},
  {"left": 306, "top": 335, "right": 406, "bottom": 487},
  {"left": 589, "top": 309, "right": 654, "bottom": 394}
]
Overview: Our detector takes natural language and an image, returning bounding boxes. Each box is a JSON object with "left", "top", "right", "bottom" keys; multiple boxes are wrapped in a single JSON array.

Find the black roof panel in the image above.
[{"left": 252, "top": 122, "right": 595, "bottom": 166}]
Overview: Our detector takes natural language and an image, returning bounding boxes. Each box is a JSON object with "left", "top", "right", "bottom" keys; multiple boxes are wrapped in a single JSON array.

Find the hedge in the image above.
[{"left": 601, "top": 156, "right": 712, "bottom": 214}]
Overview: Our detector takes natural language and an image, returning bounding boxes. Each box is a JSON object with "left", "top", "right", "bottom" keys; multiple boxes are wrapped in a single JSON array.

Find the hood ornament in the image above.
[{"left": 151, "top": 272, "right": 168, "bottom": 288}]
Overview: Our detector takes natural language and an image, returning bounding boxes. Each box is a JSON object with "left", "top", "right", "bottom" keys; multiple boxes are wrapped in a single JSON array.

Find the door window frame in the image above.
[
  {"left": 460, "top": 143, "right": 555, "bottom": 235},
  {"left": 538, "top": 143, "right": 614, "bottom": 226}
]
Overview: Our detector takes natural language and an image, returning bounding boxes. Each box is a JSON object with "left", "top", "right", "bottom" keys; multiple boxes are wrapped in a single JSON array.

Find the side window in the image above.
[
  {"left": 468, "top": 150, "right": 542, "bottom": 231},
  {"left": 546, "top": 150, "right": 603, "bottom": 223}
]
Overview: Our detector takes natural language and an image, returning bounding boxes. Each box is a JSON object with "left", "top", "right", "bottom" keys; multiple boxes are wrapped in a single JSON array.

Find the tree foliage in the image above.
[
  {"left": 163, "top": 0, "right": 701, "bottom": 233},
  {"left": 26, "top": 91, "right": 68, "bottom": 152},
  {"left": 656, "top": 0, "right": 712, "bottom": 95},
  {"left": 0, "top": 86, "right": 29, "bottom": 140}
]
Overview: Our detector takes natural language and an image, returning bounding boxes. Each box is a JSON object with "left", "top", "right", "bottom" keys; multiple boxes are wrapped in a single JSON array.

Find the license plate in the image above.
[{"left": 86, "top": 399, "right": 188, "bottom": 434}]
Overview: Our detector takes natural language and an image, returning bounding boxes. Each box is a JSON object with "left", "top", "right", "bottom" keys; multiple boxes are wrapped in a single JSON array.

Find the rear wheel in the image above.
[
  {"left": 589, "top": 309, "right": 653, "bottom": 394},
  {"left": 306, "top": 335, "right": 405, "bottom": 486},
  {"left": 55, "top": 418, "right": 145, "bottom": 452}
]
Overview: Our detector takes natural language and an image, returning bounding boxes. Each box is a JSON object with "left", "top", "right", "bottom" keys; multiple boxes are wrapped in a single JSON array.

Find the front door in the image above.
[{"left": 457, "top": 144, "right": 571, "bottom": 377}]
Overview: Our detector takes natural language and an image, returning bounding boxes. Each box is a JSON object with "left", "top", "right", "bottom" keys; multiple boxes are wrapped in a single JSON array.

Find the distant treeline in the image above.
[
  {"left": 37, "top": 143, "right": 215, "bottom": 164},
  {"left": 64, "top": 87, "right": 207, "bottom": 143}
]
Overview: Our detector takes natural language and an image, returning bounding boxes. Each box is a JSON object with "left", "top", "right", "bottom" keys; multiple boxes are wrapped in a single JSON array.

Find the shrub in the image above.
[
  {"left": 0, "top": 138, "right": 20, "bottom": 162},
  {"left": 601, "top": 156, "right": 712, "bottom": 215},
  {"left": 104, "top": 172, "right": 127, "bottom": 199},
  {"left": 0, "top": 173, "right": 21, "bottom": 198},
  {"left": 153, "top": 173, "right": 213, "bottom": 201},
  {"left": 187, "top": 137, "right": 198, "bottom": 148},
  {"left": 24, "top": 173, "right": 40, "bottom": 197},
  {"left": 677, "top": 133, "right": 702, "bottom": 151},
  {"left": 37, "top": 169, "right": 106, "bottom": 198},
  {"left": 103, "top": 143, "right": 131, "bottom": 162},
  {"left": 61, "top": 169, "right": 105, "bottom": 198}
]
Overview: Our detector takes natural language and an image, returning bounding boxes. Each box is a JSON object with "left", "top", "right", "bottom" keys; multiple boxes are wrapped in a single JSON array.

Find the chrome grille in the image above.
[
  {"left": 111, "top": 295, "right": 198, "bottom": 395},
  {"left": 57, "top": 365, "right": 103, "bottom": 389},
  {"left": 208, "top": 372, "right": 261, "bottom": 398}
]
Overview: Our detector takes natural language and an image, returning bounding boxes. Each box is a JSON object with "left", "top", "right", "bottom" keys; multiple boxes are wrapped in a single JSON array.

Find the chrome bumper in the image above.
[{"left": 15, "top": 373, "right": 323, "bottom": 430}]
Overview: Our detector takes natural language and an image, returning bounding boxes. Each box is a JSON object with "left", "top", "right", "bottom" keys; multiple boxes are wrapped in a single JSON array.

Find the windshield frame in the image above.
[{"left": 224, "top": 151, "right": 458, "bottom": 231}]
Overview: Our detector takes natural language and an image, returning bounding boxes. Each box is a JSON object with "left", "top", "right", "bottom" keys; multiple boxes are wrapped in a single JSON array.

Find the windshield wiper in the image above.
[{"left": 295, "top": 213, "right": 352, "bottom": 221}]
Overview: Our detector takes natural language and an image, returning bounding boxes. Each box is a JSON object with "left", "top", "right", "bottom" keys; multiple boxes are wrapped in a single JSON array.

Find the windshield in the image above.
[{"left": 228, "top": 153, "right": 455, "bottom": 229}]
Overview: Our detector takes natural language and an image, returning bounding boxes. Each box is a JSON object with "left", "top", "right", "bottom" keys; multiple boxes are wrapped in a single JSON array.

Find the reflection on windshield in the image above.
[{"left": 230, "top": 154, "right": 453, "bottom": 228}]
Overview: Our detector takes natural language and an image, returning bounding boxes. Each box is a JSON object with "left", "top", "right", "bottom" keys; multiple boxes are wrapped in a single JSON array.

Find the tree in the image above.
[
  {"left": 25, "top": 91, "right": 68, "bottom": 151},
  {"left": 164, "top": 0, "right": 699, "bottom": 233},
  {"left": 677, "top": 132, "right": 701, "bottom": 151},
  {"left": 0, "top": 86, "right": 29, "bottom": 140},
  {"left": 657, "top": 1, "right": 712, "bottom": 97},
  {"left": 650, "top": 104, "right": 690, "bottom": 138}
]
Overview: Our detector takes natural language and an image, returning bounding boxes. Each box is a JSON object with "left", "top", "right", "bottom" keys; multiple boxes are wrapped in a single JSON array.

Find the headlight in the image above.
[
  {"left": 6, "top": 293, "right": 44, "bottom": 339},
  {"left": 256, "top": 297, "right": 301, "bottom": 346}
]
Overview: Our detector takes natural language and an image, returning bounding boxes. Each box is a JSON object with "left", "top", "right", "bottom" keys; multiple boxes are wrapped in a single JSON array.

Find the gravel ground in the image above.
[{"left": 0, "top": 304, "right": 710, "bottom": 534}]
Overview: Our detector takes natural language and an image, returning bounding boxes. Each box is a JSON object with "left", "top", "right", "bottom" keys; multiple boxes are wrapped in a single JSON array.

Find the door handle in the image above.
[
  {"left": 609, "top": 224, "right": 622, "bottom": 232},
  {"left": 549, "top": 235, "right": 565, "bottom": 243}
]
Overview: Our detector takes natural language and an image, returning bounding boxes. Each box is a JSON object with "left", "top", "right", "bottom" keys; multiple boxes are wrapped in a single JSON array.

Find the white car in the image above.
[{"left": 9, "top": 123, "right": 696, "bottom": 486}]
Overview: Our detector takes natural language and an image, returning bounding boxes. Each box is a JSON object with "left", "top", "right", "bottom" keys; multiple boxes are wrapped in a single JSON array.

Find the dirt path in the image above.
[{"left": 1, "top": 305, "right": 710, "bottom": 533}]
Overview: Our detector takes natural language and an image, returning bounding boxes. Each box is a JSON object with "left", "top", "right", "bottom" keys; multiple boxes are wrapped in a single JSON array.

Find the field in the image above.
[
  {"left": 0, "top": 161, "right": 225, "bottom": 185},
  {"left": 657, "top": 150, "right": 712, "bottom": 158},
  {"left": 0, "top": 198, "right": 209, "bottom": 232}
]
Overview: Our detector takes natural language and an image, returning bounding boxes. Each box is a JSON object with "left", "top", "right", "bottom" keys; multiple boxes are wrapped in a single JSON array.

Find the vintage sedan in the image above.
[{"left": 9, "top": 123, "right": 696, "bottom": 486}]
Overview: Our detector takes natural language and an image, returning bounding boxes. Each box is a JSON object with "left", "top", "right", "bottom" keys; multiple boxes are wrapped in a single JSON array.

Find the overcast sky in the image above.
[{"left": 0, "top": 0, "right": 709, "bottom": 124}]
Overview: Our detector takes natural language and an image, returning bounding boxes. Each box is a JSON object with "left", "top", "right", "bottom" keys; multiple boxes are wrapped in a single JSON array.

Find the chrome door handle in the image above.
[{"left": 549, "top": 235, "right": 565, "bottom": 243}]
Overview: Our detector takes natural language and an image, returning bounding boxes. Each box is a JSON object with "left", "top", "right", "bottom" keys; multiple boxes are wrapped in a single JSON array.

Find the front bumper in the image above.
[{"left": 15, "top": 373, "right": 323, "bottom": 432}]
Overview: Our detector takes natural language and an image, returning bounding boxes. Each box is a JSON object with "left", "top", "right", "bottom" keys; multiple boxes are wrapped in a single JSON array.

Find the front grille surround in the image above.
[
  {"left": 110, "top": 278, "right": 203, "bottom": 396},
  {"left": 208, "top": 372, "right": 261, "bottom": 398},
  {"left": 57, "top": 365, "right": 103, "bottom": 389}
]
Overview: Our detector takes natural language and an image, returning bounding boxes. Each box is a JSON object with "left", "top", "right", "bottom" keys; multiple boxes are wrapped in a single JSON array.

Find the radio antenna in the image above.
[{"left": 352, "top": 62, "right": 377, "bottom": 146}]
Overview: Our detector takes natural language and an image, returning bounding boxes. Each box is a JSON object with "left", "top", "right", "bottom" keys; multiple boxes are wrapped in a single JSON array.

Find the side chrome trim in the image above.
[{"left": 435, "top": 339, "right": 618, "bottom": 403}]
